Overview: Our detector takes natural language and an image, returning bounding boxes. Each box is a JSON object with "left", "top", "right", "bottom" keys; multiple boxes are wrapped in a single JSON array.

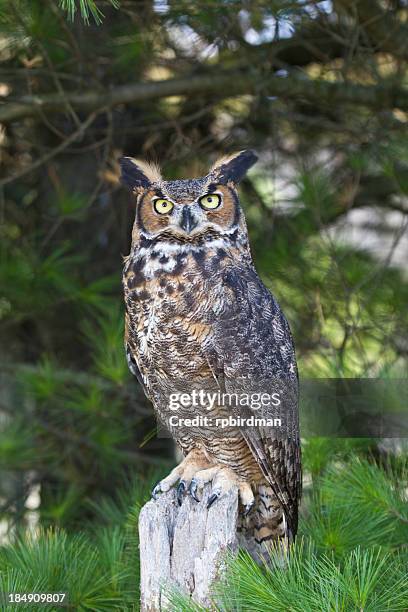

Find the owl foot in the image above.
[
  {"left": 151, "top": 473, "right": 182, "bottom": 499},
  {"left": 151, "top": 453, "right": 254, "bottom": 513},
  {"left": 189, "top": 465, "right": 254, "bottom": 513},
  {"left": 150, "top": 449, "right": 212, "bottom": 504},
  {"left": 187, "top": 466, "right": 220, "bottom": 502}
]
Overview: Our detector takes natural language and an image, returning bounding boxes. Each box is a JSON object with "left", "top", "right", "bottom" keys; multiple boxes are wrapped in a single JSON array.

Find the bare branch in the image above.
[
  {"left": 0, "top": 112, "right": 98, "bottom": 187},
  {"left": 1, "top": 71, "right": 408, "bottom": 125}
]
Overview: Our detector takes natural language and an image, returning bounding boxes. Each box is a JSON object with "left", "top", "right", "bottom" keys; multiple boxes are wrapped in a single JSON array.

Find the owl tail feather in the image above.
[{"left": 237, "top": 483, "right": 293, "bottom": 565}]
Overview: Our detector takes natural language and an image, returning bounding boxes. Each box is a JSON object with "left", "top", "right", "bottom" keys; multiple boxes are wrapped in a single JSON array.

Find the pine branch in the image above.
[
  {"left": 212, "top": 544, "right": 408, "bottom": 612},
  {"left": 1, "top": 71, "right": 408, "bottom": 124},
  {"left": 58, "top": 0, "right": 119, "bottom": 24}
]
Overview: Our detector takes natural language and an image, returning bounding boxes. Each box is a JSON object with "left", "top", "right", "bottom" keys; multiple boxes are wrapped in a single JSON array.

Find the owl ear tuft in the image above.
[
  {"left": 210, "top": 150, "right": 258, "bottom": 185},
  {"left": 119, "top": 157, "right": 162, "bottom": 191}
]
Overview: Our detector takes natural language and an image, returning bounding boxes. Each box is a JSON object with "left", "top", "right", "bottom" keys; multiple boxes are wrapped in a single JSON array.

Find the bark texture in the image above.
[
  {"left": 139, "top": 484, "right": 240, "bottom": 611},
  {"left": 2, "top": 72, "right": 408, "bottom": 124}
]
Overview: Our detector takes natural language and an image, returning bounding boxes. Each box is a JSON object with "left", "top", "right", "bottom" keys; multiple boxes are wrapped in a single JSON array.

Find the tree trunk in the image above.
[{"left": 138, "top": 484, "right": 240, "bottom": 610}]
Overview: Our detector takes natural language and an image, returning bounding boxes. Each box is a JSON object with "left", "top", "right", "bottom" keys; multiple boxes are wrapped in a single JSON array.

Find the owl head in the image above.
[{"left": 119, "top": 150, "right": 257, "bottom": 245}]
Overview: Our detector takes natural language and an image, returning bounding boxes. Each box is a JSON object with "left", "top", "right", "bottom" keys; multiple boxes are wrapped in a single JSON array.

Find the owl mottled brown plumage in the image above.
[{"left": 120, "top": 151, "right": 301, "bottom": 559}]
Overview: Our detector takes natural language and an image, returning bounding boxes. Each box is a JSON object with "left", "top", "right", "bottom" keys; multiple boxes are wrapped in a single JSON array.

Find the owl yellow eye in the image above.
[
  {"left": 153, "top": 198, "right": 174, "bottom": 215},
  {"left": 199, "top": 194, "right": 221, "bottom": 210}
]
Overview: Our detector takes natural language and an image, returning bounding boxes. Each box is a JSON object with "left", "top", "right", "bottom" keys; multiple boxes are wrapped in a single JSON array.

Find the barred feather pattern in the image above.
[{"left": 122, "top": 154, "right": 301, "bottom": 558}]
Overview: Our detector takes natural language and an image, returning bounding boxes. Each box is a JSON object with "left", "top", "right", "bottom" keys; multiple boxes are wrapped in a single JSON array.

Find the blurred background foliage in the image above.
[{"left": 0, "top": 0, "right": 407, "bottom": 609}]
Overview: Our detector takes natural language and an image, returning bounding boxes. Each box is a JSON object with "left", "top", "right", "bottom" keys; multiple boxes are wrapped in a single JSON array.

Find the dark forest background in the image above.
[{"left": 0, "top": 1, "right": 407, "bottom": 609}]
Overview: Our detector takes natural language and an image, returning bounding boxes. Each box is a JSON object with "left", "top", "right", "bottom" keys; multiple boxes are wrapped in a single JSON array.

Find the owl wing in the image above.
[
  {"left": 124, "top": 312, "right": 153, "bottom": 401},
  {"left": 209, "top": 264, "right": 301, "bottom": 536}
]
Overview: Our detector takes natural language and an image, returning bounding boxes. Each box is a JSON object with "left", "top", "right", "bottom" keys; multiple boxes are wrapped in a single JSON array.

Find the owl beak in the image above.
[{"left": 180, "top": 207, "right": 199, "bottom": 234}]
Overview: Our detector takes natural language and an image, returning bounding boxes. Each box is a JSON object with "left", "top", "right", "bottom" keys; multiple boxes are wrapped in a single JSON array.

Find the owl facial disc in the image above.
[{"left": 119, "top": 150, "right": 258, "bottom": 243}]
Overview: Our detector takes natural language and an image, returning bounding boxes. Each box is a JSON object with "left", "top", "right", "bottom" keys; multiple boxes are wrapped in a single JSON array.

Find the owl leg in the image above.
[
  {"left": 189, "top": 466, "right": 254, "bottom": 513},
  {"left": 151, "top": 448, "right": 212, "bottom": 503}
]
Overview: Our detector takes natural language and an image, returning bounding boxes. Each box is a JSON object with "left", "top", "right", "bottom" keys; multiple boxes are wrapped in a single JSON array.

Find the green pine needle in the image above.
[
  {"left": 213, "top": 543, "right": 408, "bottom": 612},
  {"left": 58, "top": 0, "right": 120, "bottom": 25}
]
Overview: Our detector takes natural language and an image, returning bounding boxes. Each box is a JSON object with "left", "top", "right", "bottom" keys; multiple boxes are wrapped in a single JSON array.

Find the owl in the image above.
[{"left": 120, "top": 151, "right": 301, "bottom": 559}]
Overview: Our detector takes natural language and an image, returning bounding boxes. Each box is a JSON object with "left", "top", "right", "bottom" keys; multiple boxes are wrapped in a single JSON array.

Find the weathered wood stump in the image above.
[{"left": 139, "top": 484, "right": 240, "bottom": 610}]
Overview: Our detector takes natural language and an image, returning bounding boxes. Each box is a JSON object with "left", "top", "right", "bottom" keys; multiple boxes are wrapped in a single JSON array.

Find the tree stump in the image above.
[{"left": 139, "top": 484, "right": 240, "bottom": 611}]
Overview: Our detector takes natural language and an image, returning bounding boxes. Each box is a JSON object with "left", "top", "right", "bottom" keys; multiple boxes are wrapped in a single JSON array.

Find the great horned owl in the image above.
[{"left": 120, "top": 151, "right": 301, "bottom": 558}]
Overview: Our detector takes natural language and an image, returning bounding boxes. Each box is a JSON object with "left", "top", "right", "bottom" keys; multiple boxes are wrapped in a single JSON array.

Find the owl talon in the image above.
[
  {"left": 243, "top": 500, "right": 255, "bottom": 516},
  {"left": 177, "top": 480, "right": 187, "bottom": 506},
  {"left": 189, "top": 478, "right": 200, "bottom": 502},
  {"left": 151, "top": 482, "right": 162, "bottom": 500},
  {"left": 207, "top": 490, "right": 220, "bottom": 509}
]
